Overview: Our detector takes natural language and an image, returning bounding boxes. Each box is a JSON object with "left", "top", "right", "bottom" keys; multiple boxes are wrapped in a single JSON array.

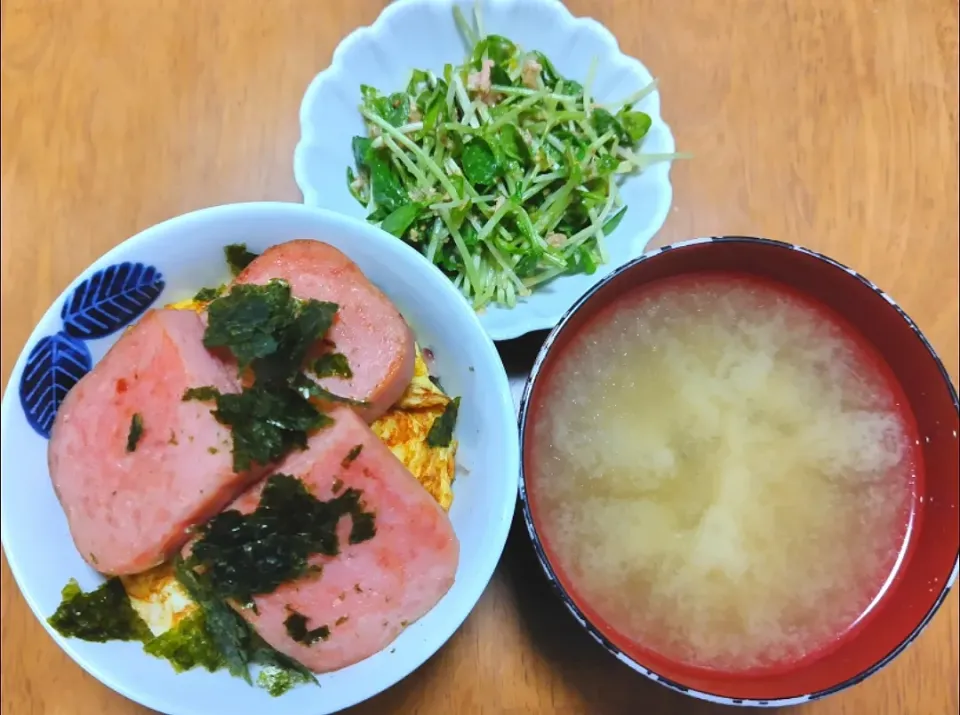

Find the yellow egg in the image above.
[
  {"left": 121, "top": 562, "right": 198, "bottom": 637},
  {"left": 372, "top": 346, "right": 457, "bottom": 510},
  {"left": 164, "top": 298, "right": 209, "bottom": 313}
]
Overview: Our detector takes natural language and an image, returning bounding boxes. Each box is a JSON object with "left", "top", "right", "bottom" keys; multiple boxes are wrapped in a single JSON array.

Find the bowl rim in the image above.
[
  {"left": 291, "top": 0, "right": 677, "bottom": 342},
  {"left": 0, "top": 200, "right": 520, "bottom": 714},
  {"left": 516, "top": 234, "right": 960, "bottom": 708}
]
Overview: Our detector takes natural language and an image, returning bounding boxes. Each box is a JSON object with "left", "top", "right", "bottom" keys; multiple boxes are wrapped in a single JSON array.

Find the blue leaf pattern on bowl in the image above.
[
  {"left": 19, "top": 332, "right": 93, "bottom": 439},
  {"left": 20, "top": 261, "right": 165, "bottom": 438},
  {"left": 60, "top": 262, "right": 165, "bottom": 339}
]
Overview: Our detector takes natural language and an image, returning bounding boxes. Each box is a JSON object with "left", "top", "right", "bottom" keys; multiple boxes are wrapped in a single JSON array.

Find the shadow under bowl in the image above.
[{"left": 517, "top": 236, "right": 960, "bottom": 707}]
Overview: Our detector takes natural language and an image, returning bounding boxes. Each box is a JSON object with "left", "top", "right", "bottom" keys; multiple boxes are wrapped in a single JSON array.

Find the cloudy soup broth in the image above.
[{"left": 528, "top": 272, "right": 920, "bottom": 673}]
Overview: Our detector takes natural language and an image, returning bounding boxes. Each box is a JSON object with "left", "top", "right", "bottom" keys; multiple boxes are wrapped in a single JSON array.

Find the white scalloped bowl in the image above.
[
  {"left": 0, "top": 203, "right": 519, "bottom": 715},
  {"left": 294, "top": 0, "right": 676, "bottom": 341}
]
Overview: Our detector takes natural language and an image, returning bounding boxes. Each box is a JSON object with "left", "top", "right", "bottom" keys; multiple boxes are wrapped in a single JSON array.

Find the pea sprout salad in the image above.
[{"left": 346, "top": 4, "right": 687, "bottom": 311}]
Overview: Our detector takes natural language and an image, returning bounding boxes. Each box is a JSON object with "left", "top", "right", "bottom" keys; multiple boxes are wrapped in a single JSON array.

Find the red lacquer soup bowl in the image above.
[{"left": 517, "top": 236, "right": 959, "bottom": 707}]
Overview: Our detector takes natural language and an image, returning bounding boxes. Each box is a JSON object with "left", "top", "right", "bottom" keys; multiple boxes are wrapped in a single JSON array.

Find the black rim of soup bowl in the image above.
[{"left": 516, "top": 235, "right": 960, "bottom": 708}]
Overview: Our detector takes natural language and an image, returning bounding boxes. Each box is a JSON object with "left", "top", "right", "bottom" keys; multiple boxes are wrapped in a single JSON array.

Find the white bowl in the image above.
[
  {"left": 293, "top": 0, "right": 677, "bottom": 341},
  {"left": 0, "top": 202, "right": 519, "bottom": 715}
]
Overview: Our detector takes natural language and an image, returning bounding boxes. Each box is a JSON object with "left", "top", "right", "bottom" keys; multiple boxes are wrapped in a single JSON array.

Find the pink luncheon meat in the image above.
[
  {"left": 48, "top": 309, "right": 255, "bottom": 575},
  {"left": 226, "top": 406, "right": 459, "bottom": 673},
  {"left": 233, "top": 240, "right": 415, "bottom": 421}
]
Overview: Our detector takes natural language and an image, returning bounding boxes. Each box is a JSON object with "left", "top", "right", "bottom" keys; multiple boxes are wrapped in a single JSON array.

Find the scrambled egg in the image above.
[
  {"left": 125, "top": 298, "right": 459, "bottom": 634},
  {"left": 165, "top": 298, "right": 207, "bottom": 311},
  {"left": 371, "top": 346, "right": 457, "bottom": 511},
  {"left": 121, "top": 562, "right": 198, "bottom": 637}
]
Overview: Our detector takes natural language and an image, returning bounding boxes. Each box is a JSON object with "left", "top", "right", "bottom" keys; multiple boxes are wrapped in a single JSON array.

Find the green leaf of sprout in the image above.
[
  {"left": 618, "top": 110, "right": 652, "bottom": 142},
  {"left": 380, "top": 203, "right": 425, "bottom": 238},
  {"left": 461, "top": 139, "right": 500, "bottom": 187}
]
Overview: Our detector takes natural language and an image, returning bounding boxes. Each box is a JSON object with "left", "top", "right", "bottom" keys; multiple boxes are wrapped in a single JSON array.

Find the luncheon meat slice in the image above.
[
  {"left": 234, "top": 240, "right": 415, "bottom": 421},
  {"left": 228, "top": 406, "right": 459, "bottom": 673},
  {"left": 48, "top": 309, "right": 255, "bottom": 575}
]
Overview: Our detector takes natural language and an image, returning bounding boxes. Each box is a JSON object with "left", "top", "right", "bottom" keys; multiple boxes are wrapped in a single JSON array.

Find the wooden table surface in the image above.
[{"left": 2, "top": 1, "right": 958, "bottom": 713}]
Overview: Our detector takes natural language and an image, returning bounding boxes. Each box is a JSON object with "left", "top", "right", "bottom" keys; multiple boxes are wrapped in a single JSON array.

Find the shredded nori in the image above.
[
  {"left": 348, "top": 509, "right": 377, "bottom": 545},
  {"left": 191, "top": 281, "right": 351, "bottom": 471},
  {"left": 292, "top": 373, "right": 369, "bottom": 408},
  {"left": 312, "top": 352, "right": 353, "bottom": 379},
  {"left": 202, "top": 280, "right": 301, "bottom": 370},
  {"left": 211, "top": 384, "right": 334, "bottom": 472},
  {"left": 257, "top": 666, "right": 306, "bottom": 697},
  {"left": 126, "top": 413, "right": 144, "bottom": 452},
  {"left": 251, "top": 299, "right": 339, "bottom": 387},
  {"left": 193, "top": 286, "right": 222, "bottom": 302},
  {"left": 172, "top": 556, "right": 317, "bottom": 691},
  {"left": 48, "top": 578, "right": 151, "bottom": 643},
  {"left": 187, "top": 474, "right": 377, "bottom": 607},
  {"left": 182, "top": 386, "right": 219, "bottom": 402},
  {"left": 283, "top": 611, "right": 330, "bottom": 646},
  {"left": 341, "top": 444, "right": 363, "bottom": 468},
  {"left": 225, "top": 243, "right": 259, "bottom": 276},
  {"left": 426, "top": 396, "right": 460, "bottom": 448},
  {"left": 142, "top": 609, "right": 225, "bottom": 673},
  {"left": 173, "top": 557, "right": 253, "bottom": 681}
]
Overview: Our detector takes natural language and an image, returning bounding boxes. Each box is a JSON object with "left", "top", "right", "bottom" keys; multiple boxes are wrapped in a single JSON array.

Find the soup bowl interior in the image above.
[{"left": 518, "top": 236, "right": 959, "bottom": 706}]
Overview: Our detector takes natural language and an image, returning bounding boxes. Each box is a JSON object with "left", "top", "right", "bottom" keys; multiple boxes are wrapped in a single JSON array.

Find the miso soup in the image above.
[{"left": 527, "top": 273, "right": 919, "bottom": 673}]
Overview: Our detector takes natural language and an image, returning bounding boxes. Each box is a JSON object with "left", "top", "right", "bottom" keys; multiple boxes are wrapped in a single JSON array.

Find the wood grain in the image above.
[{"left": 1, "top": 1, "right": 957, "bottom": 714}]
